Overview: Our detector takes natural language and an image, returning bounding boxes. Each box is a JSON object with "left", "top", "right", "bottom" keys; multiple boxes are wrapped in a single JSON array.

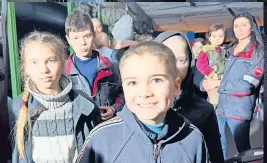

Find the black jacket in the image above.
[
  {"left": 155, "top": 31, "right": 224, "bottom": 163},
  {"left": 192, "top": 59, "right": 208, "bottom": 100}
]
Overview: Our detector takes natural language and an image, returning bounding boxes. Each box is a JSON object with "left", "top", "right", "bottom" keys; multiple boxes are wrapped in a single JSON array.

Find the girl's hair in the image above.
[
  {"left": 231, "top": 12, "right": 264, "bottom": 49},
  {"left": 17, "top": 31, "right": 66, "bottom": 158},
  {"left": 206, "top": 24, "right": 226, "bottom": 44}
]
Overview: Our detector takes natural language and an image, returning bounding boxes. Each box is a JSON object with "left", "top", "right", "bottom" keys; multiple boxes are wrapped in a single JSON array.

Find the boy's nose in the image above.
[
  {"left": 81, "top": 38, "right": 87, "bottom": 45},
  {"left": 138, "top": 85, "right": 153, "bottom": 98}
]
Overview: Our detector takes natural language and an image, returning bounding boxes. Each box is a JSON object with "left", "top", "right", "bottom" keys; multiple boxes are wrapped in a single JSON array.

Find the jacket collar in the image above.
[
  {"left": 66, "top": 50, "right": 111, "bottom": 75},
  {"left": 26, "top": 90, "right": 96, "bottom": 118},
  {"left": 229, "top": 42, "right": 254, "bottom": 59},
  {"left": 117, "top": 105, "right": 188, "bottom": 144}
]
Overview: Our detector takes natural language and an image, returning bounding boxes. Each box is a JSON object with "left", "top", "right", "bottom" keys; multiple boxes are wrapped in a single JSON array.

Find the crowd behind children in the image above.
[{"left": 7, "top": 5, "right": 264, "bottom": 163}]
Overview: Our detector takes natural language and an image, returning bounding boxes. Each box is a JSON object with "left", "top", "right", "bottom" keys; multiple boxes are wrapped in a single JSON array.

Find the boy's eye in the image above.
[
  {"left": 85, "top": 34, "right": 91, "bottom": 38},
  {"left": 151, "top": 78, "right": 163, "bottom": 84},
  {"left": 73, "top": 37, "right": 78, "bottom": 40},
  {"left": 127, "top": 81, "right": 136, "bottom": 86}
]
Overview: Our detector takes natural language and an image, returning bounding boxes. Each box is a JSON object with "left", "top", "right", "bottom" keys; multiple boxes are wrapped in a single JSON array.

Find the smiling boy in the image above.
[{"left": 76, "top": 41, "right": 209, "bottom": 163}]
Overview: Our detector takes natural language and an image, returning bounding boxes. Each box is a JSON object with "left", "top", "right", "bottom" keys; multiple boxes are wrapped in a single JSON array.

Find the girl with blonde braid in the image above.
[{"left": 8, "top": 31, "right": 100, "bottom": 163}]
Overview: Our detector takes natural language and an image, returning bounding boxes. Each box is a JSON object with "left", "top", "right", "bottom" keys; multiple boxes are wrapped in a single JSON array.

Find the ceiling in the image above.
[{"left": 136, "top": 2, "right": 264, "bottom": 32}]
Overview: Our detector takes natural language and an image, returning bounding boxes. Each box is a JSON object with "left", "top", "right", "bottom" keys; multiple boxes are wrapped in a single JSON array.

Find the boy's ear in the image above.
[{"left": 174, "top": 77, "right": 181, "bottom": 95}]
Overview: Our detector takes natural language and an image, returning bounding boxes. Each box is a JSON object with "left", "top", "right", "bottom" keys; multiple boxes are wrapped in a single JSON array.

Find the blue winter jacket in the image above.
[
  {"left": 76, "top": 105, "right": 209, "bottom": 163},
  {"left": 217, "top": 43, "right": 264, "bottom": 120}
]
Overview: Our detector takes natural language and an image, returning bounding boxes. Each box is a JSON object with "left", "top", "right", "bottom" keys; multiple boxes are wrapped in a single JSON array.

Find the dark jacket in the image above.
[
  {"left": 66, "top": 50, "right": 125, "bottom": 113},
  {"left": 76, "top": 106, "right": 209, "bottom": 163},
  {"left": 192, "top": 59, "right": 208, "bottom": 100},
  {"left": 155, "top": 31, "right": 224, "bottom": 163},
  {"left": 8, "top": 90, "right": 101, "bottom": 163},
  {"left": 217, "top": 43, "right": 264, "bottom": 120}
]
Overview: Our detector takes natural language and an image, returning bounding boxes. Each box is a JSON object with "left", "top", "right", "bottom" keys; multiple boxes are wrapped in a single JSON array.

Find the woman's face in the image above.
[
  {"left": 233, "top": 17, "right": 252, "bottom": 41},
  {"left": 162, "top": 36, "right": 189, "bottom": 82},
  {"left": 192, "top": 41, "right": 203, "bottom": 59}
]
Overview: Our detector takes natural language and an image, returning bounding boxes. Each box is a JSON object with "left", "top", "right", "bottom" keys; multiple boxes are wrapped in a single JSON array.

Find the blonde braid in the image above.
[{"left": 16, "top": 87, "right": 31, "bottom": 159}]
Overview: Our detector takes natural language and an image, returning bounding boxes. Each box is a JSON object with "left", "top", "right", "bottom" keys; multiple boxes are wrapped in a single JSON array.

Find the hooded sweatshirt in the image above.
[{"left": 154, "top": 31, "right": 224, "bottom": 163}]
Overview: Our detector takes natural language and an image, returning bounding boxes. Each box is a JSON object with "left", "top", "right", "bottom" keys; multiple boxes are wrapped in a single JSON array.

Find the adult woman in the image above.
[{"left": 203, "top": 12, "right": 264, "bottom": 159}]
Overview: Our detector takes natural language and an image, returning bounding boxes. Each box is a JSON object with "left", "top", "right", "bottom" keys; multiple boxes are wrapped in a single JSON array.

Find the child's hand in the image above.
[
  {"left": 99, "top": 106, "right": 115, "bottom": 121},
  {"left": 212, "top": 73, "right": 220, "bottom": 80}
]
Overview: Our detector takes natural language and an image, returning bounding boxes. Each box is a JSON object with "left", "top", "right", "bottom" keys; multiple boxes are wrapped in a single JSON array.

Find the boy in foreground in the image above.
[{"left": 76, "top": 41, "right": 209, "bottom": 163}]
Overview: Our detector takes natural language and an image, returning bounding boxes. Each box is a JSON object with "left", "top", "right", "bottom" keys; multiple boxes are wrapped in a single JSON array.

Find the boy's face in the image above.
[
  {"left": 162, "top": 36, "right": 189, "bottom": 82},
  {"left": 25, "top": 43, "right": 63, "bottom": 94},
  {"left": 209, "top": 29, "right": 225, "bottom": 47},
  {"left": 66, "top": 27, "right": 94, "bottom": 60},
  {"left": 121, "top": 54, "right": 180, "bottom": 125}
]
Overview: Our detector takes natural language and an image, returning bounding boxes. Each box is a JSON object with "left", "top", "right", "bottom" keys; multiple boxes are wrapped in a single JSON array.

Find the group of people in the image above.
[{"left": 7, "top": 6, "right": 263, "bottom": 163}]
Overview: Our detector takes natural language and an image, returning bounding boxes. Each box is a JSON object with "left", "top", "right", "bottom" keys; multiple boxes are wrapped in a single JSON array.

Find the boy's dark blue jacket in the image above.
[
  {"left": 76, "top": 105, "right": 209, "bottom": 163},
  {"left": 155, "top": 30, "right": 224, "bottom": 163},
  {"left": 66, "top": 50, "right": 124, "bottom": 113},
  {"left": 8, "top": 90, "right": 101, "bottom": 163}
]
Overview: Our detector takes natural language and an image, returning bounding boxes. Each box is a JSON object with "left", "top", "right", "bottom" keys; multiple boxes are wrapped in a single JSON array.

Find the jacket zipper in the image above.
[{"left": 153, "top": 143, "right": 159, "bottom": 161}]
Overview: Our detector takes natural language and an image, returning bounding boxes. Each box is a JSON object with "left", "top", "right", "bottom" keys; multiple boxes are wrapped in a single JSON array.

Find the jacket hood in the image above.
[{"left": 154, "top": 31, "right": 194, "bottom": 102}]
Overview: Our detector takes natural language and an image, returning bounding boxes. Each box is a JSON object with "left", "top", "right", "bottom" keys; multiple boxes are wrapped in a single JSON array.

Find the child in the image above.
[
  {"left": 65, "top": 10, "right": 124, "bottom": 121},
  {"left": 76, "top": 41, "right": 209, "bottom": 163},
  {"left": 196, "top": 24, "right": 227, "bottom": 107},
  {"left": 8, "top": 31, "right": 101, "bottom": 163}
]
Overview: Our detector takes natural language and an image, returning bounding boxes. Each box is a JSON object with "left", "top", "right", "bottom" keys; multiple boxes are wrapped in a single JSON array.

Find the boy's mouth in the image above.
[
  {"left": 81, "top": 49, "right": 88, "bottom": 52},
  {"left": 138, "top": 103, "right": 157, "bottom": 108}
]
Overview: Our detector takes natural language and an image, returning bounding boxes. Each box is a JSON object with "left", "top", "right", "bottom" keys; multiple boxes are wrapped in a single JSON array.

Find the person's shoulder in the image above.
[
  {"left": 173, "top": 113, "right": 205, "bottom": 143},
  {"left": 80, "top": 117, "right": 127, "bottom": 150},
  {"left": 88, "top": 117, "right": 125, "bottom": 140},
  {"left": 8, "top": 94, "right": 24, "bottom": 123},
  {"left": 189, "top": 94, "right": 215, "bottom": 117},
  {"left": 181, "top": 123, "right": 207, "bottom": 154},
  {"left": 202, "top": 44, "right": 216, "bottom": 52},
  {"left": 9, "top": 94, "right": 23, "bottom": 112}
]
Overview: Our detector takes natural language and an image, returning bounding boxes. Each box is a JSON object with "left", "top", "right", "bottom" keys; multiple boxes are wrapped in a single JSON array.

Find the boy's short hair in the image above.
[
  {"left": 65, "top": 10, "right": 95, "bottom": 36},
  {"left": 119, "top": 41, "right": 178, "bottom": 80}
]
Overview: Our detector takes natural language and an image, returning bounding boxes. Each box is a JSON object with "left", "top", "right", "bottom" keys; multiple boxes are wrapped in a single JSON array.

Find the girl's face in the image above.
[
  {"left": 192, "top": 41, "right": 203, "bottom": 59},
  {"left": 233, "top": 17, "right": 252, "bottom": 41},
  {"left": 24, "top": 43, "right": 64, "bottom": 94},
  {"left": 209, "top": 29, "right": 225, "bottom": 47}
]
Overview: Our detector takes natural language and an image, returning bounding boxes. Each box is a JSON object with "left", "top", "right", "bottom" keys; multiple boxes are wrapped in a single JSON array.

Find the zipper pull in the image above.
[{"left": 153, "top": 143, "right": 159, "bottom": 160}]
